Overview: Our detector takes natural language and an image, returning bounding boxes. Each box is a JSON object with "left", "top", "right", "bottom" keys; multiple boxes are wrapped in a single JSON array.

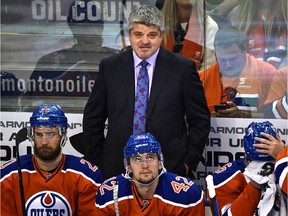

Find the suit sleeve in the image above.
[
  {"left": 184, "top": 61, "right": 211, "bottom": 171},
  {"left": 83, "top": 60, "right": 107, "bottom": 167}
]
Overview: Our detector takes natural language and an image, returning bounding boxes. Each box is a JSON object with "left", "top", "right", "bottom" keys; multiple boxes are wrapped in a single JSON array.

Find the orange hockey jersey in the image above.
[
  {"left": 275, "top": 146, "right": 288, "bottom": 195},
  {"left": 0, "top": 154, "right": 103, "bottom": 216},
  {"left": 275, "top": 146, "right": 288, "bottom": 215},
  {"left": 95, "top": 172, "right": 205, "bottom": 215},
  {"left": 211, "top": 159, "right": 283, "bottom": 216}
]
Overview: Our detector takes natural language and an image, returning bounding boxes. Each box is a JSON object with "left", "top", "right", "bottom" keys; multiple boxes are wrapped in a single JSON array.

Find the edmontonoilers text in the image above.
[{"left": 2, "top": 76, "right": 95, "bottom": 94}]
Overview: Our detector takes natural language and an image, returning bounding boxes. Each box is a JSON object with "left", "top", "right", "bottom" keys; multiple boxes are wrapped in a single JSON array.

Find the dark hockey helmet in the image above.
[
  {"left": 244, "top": 121, "right": 276, "bottom": 161},
  {"left": 30, "top": 104, "right": 68, "bottom": 136},
  {"left": 124, "top": 133, "right": 163, "bottom": 166}
]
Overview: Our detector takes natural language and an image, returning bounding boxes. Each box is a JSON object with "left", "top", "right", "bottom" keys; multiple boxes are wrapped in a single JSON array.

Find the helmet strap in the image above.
[
  {"left": 60, "top": 135, "right": 68, "bottom": 147},
  {"left": 29, "top": 127, "right": 67, "bottom": 147},
  {"left": 124, "top": 161, "right": 167, "bottom": 187},
  {"left": 125, "top": 167, "right": 167, "bottom": 187}
]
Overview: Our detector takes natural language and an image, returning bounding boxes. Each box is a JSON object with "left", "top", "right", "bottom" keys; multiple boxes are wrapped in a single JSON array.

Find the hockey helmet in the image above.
[
  {"left": 30, "top": 104, "right": 68, "bottom": 136},
  {"left": 243, "top": 121, "right": 276, "bottom": 161},
  {"left": 124, "top": 133, "right": 163, "bottom": 166}
]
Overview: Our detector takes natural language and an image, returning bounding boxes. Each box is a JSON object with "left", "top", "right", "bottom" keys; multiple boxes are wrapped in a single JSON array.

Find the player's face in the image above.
[
  {"left": 129, "top": 23, "right": 163, "bottom": 60},
  {"left": 216, "top": 44, "right": 246, "bottom": 77},
  {"left": 129, "top": 153, "right": 161, "bottom": 184},
  {"left": 33, "top": 127, "right": 62, "bottom": 161}
]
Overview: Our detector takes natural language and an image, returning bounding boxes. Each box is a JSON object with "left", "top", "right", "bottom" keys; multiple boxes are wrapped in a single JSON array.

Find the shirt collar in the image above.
[{"left": 133, "top": 48, "right": 160, "bottom": 68}]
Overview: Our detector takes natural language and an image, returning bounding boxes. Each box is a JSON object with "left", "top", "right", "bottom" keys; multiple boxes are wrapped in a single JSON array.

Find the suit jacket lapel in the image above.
[
  {"left": 119, "top": 50, "right": 135, "bottom": 118},
  {"left": 147, "top": 48, "right": 172, "bottom": 120}
]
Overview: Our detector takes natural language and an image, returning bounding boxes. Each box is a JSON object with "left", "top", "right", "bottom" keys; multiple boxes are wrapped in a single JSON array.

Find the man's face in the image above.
[
  {"left": 33, "top": 127, "right": 62, "bottom": 161},
  {"left": 216, "top": 44, "right": 246, "bottom": 77},
  {"left": 128, "top": 23, "right": 163, "bottom": 59},
  {"left": 129, "top": 153, "right": 161, "bottom": 184}
]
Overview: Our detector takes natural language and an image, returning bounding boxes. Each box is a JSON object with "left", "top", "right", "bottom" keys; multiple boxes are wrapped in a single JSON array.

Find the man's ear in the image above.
[
  {"left": 127, "top": 165, "right": 132, "bottom": 173},
  {"left": 159, "top": 161, "right": 164, "bottom": 169},
  {"left": 124, "top": 158, "right": 132, "bottom": 172},
  {"left": 126, "top": 164, "right": 132, "bottom": 174}
]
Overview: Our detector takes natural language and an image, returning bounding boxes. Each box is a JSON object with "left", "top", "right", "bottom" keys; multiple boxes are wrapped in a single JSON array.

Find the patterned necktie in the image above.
[{"left": 133, "top": 60, "right": 149, "bottom": 134}]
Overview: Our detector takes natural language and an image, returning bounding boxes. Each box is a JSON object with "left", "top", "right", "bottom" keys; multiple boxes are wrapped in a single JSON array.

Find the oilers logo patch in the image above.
[
  {"left": 26, "top": 191, "right": 72, "bottom": 216},
  {"left": 40, "top": 107, "right": 50, "bottom": 114}
]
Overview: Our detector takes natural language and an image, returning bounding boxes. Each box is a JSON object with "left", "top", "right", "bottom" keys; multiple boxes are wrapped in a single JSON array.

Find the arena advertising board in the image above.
[
  {"left": 1, "top": 112, "right": 287, "bottom": 189},
  {"left": 2, "top": 0, "right": 145, "bottom": 23}
]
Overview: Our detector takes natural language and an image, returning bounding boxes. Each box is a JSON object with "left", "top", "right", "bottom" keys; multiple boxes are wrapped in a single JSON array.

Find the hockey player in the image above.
[
  {"left": 209, "top": 121, "right": 285, "bottom": 216},
  {"left": 0, "top": 104, "right": 103, "bottom": 216},
  {"left": 274, "top": 145, "right": 288, "bottom": 215},
  {"left": 95, "top": 133, "right": 205, "bottom": 215}
]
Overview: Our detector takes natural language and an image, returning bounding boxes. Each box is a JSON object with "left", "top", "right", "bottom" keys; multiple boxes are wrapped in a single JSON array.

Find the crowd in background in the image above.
[{"left": 158, "top": 0, "right": 287, "bottom": 119}]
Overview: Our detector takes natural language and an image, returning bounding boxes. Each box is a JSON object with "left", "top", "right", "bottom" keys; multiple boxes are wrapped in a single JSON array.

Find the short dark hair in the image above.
[{"left": 214, "top": 26, "right": 246, "bottom": 52}]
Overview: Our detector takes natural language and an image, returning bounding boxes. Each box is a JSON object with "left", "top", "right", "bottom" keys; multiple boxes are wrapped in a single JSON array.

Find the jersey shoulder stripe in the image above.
[
  {"left": 275, "top": 147, "right": 288, "bottom": 193},
  {"left": 96, "top": 173, "right": 204, "bottom": 208},
  {"left": 96, "top": 174, "right": 133, "bottom": 207},
  {"left": 212, "top": 159, "right": 246, "bottom": 186},
  {"left": 62, "top": 155, "right": 103, "bottom": 185},
  {"left": 155, "top": 172, "right": 204, "bottom": 206},
  {"left": 1, "top": 154, "right": 34, "bottom": 179}
]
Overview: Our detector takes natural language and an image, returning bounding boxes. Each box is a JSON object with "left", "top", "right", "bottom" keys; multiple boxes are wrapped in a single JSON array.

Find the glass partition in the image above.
[
  {"left": 1, "top": 0, "right": 144, "bottom": 112},
  {"left": 1, "top": 2, "right": 287, "bottom": 214},
  {"left": 2, "top": 0, "right": 287, "bottom": 117}
]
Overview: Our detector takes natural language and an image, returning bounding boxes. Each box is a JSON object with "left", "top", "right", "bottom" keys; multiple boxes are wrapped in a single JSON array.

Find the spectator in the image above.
[
  {"left": 0, "top": 104, "right": 103, "bottom": 215},
  {"left": 206, "top": 0, "right": 239, "bottom": 28},
  {"left": 231, "top": 0, "right": 287, "bottom": 68},
  {"left": 95, "top": 133, "right": 205, "bottom": 215},
  {"left": 206, "top": 0, "right": 240, "bottom": 18},
  {"left": 83, "top": 5, "right": 210, "bottom": 179},
  {"left": 208, "top": 121, "right": 285, "bottom": 216},
  {"left": 199, "top": 26, "right": 276, "bottom": 118},
  {"left": 263, "top": 66, "right": 288, "bottom": 119},
  {"left": 161, "top": 0, "right": 218, "bottom": 70}
]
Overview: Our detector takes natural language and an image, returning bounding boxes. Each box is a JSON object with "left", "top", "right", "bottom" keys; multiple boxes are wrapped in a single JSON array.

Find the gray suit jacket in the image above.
[{"left": 83, "top": 47, "right": 210, "bottom": 179}]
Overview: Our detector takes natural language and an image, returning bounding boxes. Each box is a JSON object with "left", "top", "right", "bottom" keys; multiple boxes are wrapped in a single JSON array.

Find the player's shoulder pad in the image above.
[
  {"left": 1, "top": 155, "right": 34, "bottom": 179},
  {"left": 212, "top": 159, "right": 246, "bottom": 186},
  {"left": 63, "top": 155, "right": 103, "bottom": 183},
  {"left": 96, "top": 174, "right": 133, "bottom": 206},
  {"left": 155, "top": 172, "right": 204, "bottom": 206}
]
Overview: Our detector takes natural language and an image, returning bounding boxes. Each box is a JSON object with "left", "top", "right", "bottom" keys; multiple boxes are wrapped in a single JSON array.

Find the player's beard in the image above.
[{"left": 34, "top": 145, "right": 62, "bottom": 161}]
